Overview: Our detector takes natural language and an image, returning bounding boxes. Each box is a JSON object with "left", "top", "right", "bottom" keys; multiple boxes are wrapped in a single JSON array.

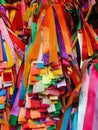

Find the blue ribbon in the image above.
[
  {"left": 1, "top": 38, "right": 7, "bottom": 61},
  {"left": 71, "top": 111, "right": 78, "bottom": 130},
  {"left": 11, "top": 87, "right": 18, "bottom": 105},
  {"left": 0, "top": 89, "right": 6, "bottom": 96},
  {"left": 19, "top": 77, "right": 26, "bottom": 101},
  {"left": 61, "top": 105, "right": 72, "bottom": 130}
]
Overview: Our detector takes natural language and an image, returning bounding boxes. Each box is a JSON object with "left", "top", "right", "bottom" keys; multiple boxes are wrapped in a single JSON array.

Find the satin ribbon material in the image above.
[
  {"left": 42, "top": 0, "right": 46, "bottom": 5},
  {"left": 35, "top": 1, "right": 42, "bottom": 15},
  {"left": 11, "top": 87, "right": 18, "bottom": 105},
  {"left": 19, "top": 77, "right": 26, "bottom": 105},
  {"left": 0, "top": 0, "right": 7, "bottom": 4},
  {"left": 86, "top": 23, "right": 98, "bottom": 43},
  {"left": 0, "top": 103, "right": 5, "bottom": 109},
  {"left": 8, "top": 30, "right": 25, "bottom": 51},
  {"left": 16, "top": 62, "right": 24, "bottom": 89},
  {"left": 0, "top": 18, "right": 17, "bottom": 67},
  {"left": 11, "top": 3, "right": 24, "bottom": 31},
  {"left": 0, "top": 96, "right": 5, "bottom": 104},
  {"left": 11, "top": 63, "right": 24, "bottom": 104},
  {"left": 77, "top": 31, "right": 85, "bottom": 67},
  {"left": 76, "top": 41, "right": 81, "bottom": 67},
  {"left": 0, "top": 89, "right": 6, "bottom": 96},
  {"left": 24, "top": 4, "right": 58, "bottom": 87},
  {"left": 85, "top": 23, "right": 98, "bottom": 50},
  {"left": 0, "top": 11, "right": 15, "bottom": 32},
  {"left": 0, "top": 5, "right": 6, "bottom": 14},
  {"left": 83, "top": 65, "right": 98, "bottom": 130},
  {"left": 81, "top": 28, "right": 88, "bottom": 60},
  {"left": 42, "top": 4, "right": 58, "bottom": 63},
  {"left": 20, "top": 1, "right": 25, "bottom": 27},
  {"left": 71, "top": 68, "right": 80, "bottom": 87},
  {"left": 4, "top": 40, "right": 14, "bottom": 67},
  {"left": 72, "top": 51, "right": 79, "bottom": 67},
  {"left": 10, "top": 78, "right": 22, "bottom": 116},
  {"left": 41, "top": 26, "right": 50, "bottom": 55},
  {"left": 0, "top": 35, "right": 3, "bottom": 62},
  {"left": 56, "top": 79, "right": 81, "bottom": 129},
  {"left": 42, "top": 53, "right": 49, "bottom": 65},
  {"left": 53, "top": 6, "right": 69, "bottom": 59},
  {"left": 24, "top": 27, "right": 41, "bottom": 87},
  {"left": 9, "top": 77, "right": 22, "bottom": 126},
  {"left": 9, "top": 3, "right": 17, "bottom": 24},
  {"left": 71, "top": 111, "right": 78, "bottom": 130},
  {"left": 31, "top": 22, "right": 37, "bottom": 45},
  {"left": 1, "top": 38, "right": 7, "bottom": 62},
  {"left": 92, "top": 87, "right": 98, "bottom": 130},
  {"left": 77, "top": 67, "right": 89, "bottom": 130},
  {"left": 54, "top": 4, "right": 72, "bottom": 55},
  {"left": 61, "top": 106, "right": 72, "bottom": 130},
  {"left": 83, "top": 25, "right": 94, "bottom": 56}
]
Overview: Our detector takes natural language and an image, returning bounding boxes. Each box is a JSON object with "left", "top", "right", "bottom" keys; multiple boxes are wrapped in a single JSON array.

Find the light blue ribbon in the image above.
[
  {"left": 61, "top": 105, "right": 72, "bottom": 130},
  {"left": 71, "top": 111, "right": 78, "bottom": 130},
  {"left": 0, "top": 89, "right": 6, "bottom": 96}
]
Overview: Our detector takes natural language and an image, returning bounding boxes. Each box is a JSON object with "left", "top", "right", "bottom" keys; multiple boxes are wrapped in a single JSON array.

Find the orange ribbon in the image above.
[{"left": 54, "top": 4, "right": 72, "bottom": 55}]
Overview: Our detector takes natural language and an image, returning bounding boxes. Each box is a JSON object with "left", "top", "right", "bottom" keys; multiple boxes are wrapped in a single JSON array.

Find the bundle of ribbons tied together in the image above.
[{"left": 0, "top": 0, "right": 98, "bottom": 130}]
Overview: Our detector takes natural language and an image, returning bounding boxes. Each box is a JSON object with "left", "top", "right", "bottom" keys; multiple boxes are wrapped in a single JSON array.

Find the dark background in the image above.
[{"left": 88, "top": 0, "right": 98, "bottom": 33}]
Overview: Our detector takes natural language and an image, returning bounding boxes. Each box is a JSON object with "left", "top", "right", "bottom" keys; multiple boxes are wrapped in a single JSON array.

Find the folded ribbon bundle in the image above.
[
  {"left": 0, "top": 0, "right": 98, "bottom": 130},
  {"left": 9, "top": 1, "right": 75, "bottom": 130},
  {"left": 0, "top": 3, "right": 25, "bottom": 129}
]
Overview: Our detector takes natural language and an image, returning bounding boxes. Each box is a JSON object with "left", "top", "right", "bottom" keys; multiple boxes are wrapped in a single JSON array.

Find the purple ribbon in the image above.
[
  {"left": 0, "top": 5, "right": 9, "bottom": 26},
  {"left": 72, "top": 51, "right": 79, "bottom": 67},
  {"left": 53, "top": 7, "right": 69, "bottom": 60},
  {"left": 68, "top": 119, "right": 71, "bottom": 130},
  {"left": 11, "top": 78, "right": 22, "bottom": 116},
  {"left": 42, "top": 53, "right": 50, "bottom": 65},
  {"left": 0, "top": 5, "right": 6, "bottom": 14}
]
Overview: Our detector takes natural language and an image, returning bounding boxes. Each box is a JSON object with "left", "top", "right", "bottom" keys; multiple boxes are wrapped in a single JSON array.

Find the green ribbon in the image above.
[
  {"left": 28, "top": 85, "right": 33, "bottom": 94},
  {"left": 35, "top": 0, "right": 42, "bottom": 15},
  {"left": 48, "top": 124, "right": 56, "bottom": 130},
  {"left": 18, "top": 125, "right": 22, "bottom": 130},
  {"left": 96, "top": 36, "right": 98, "bottom": 41},
  {"left": 72, "top": 33, "right": 76, "bottom": 42},
  {"left": 55, "top": 100, "right": 62, "bottom": 111},
  {"left": 94, "top": 63, "right": 98, "bottom": 71},
  {"left": 0, "top": 104, "right": 5, "bottom": 109},
  {"left": 31, "top": 22, "right": 37, "bottom": 45},
  {"left": 9, "top": 115, "right": 18, "bottom": 126},
  {"left": 76, "top": 10, "right": 81, "bottom": 31},
  {"left": 36, "top": 76, "right": 42, "bottom": 80},
  {"left": 0, "top": 0, "right": 7, "bottom": 4},
  {"left": 51, "top": 110, "right": 61, "bottom": 116}
]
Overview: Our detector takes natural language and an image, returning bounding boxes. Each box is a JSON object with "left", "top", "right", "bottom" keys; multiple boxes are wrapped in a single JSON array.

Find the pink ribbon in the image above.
[
  {"left": 42, "top": 0, "right": 46, "bottom": 5},
  {"left": 92, "top": 87, "right": 98, "bottom": 130},
  {"left": 83, "top": 65, "right": 98, "bottom": 130}
]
